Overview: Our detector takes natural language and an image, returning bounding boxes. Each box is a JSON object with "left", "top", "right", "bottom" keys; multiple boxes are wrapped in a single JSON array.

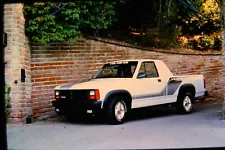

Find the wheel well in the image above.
[
  {"left": 178, "top": 84, "right": 196, "bottom": 99},
  {"left": 103, "top": 92, "right": 132, "bottom": 110}
]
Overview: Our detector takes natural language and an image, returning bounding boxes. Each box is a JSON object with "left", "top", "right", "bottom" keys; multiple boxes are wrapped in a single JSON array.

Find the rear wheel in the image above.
[
  {"left": 106, "top": 96, "right": 128, "bottom": 124},
  {"left": 177, "top": 92, "right": 193, "bottom": 114}
]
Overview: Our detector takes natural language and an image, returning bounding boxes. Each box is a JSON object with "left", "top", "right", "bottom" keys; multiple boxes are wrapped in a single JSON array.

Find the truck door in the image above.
[{"left": 132, "top": 61, "right": 167, "bottom": 108}]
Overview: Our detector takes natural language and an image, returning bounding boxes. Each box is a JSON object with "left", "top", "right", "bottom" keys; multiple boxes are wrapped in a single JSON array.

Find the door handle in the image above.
[{"left": 158, "top": 79, "right": 161, "bottom": 82}]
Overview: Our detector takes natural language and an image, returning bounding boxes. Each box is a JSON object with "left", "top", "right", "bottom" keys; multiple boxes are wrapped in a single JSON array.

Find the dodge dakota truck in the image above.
[{"left": 52, "top": 59, "right": 207, "bottom": 124}]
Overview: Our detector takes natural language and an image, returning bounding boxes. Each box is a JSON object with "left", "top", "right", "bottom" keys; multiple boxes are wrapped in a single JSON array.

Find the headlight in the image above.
[{"left": 55, "top": 91, "right": 60, "bottom": 99}]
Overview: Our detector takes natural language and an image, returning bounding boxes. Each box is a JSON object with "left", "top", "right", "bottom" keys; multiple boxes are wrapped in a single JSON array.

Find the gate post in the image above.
[{"left": 4, "top": 4, "right": 32, "bottom": 123}]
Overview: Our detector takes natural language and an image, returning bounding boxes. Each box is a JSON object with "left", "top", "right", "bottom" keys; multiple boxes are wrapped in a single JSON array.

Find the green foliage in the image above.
[
  {"left": 187, "top": 39, "right": 198, "bottom": 49},
  {"left": 199, "top": 36, "right": 214, "bottom": 50},
  {"left": 112, "top": 0, "right": 222, "bottom": 50},
  {"left": 5, "top": 84, "right": 11, "bottom": 107},
  {"left": 5, "top": 84, "right": 11, "bottom": 119},
  {"left": 212, "top": 35, "right": 222, "bottom": 50},
  {"left": 24, "top": 0, "right": 222, "bottom": 50},
  {"left": 24, "top": 1, "right": 116, "bottom": 45},
  {"left": 187, "top": 35, "right": 222, "bottom": 50},
  {"left": 178, "top": 0, "right": 222, "bottom": 36}
]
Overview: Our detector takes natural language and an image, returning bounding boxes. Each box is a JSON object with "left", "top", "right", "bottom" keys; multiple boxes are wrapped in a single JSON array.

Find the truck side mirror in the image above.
[{"left": 137, "top": 72, "right": 147, "bottom": 78}]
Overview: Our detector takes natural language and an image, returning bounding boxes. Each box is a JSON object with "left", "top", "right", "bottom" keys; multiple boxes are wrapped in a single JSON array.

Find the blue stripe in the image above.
[{"left": 133, "top": 92, "right": 165, "bottom": 100}]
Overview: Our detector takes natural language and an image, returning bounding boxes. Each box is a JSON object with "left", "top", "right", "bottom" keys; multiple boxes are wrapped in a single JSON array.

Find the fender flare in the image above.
[
  {"left": 178, "top": 84, "right": 196, "bottom": 98},
  {"left": 102, "top": 90, "right": 132, "bottom": 110}
]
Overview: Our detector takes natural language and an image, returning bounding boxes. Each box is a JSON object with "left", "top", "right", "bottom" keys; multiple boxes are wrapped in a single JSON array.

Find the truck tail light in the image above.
[
  {"left": 55, "top": 91, "right": 60, "bottom": 99},
  {"left": 89, "top": 89, "right": 100, "bottom": 101}
]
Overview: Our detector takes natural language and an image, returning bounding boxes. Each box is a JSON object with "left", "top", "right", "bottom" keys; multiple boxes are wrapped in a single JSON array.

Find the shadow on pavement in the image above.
[
  {"left": 128, "top": 105, "right": 177, "bottom": 122},
  {"left": 47, "top": 102, "right": 223, "bottom": 125},
  {"left": 49, "top": 105, "right": 179, "bottom": 125}
]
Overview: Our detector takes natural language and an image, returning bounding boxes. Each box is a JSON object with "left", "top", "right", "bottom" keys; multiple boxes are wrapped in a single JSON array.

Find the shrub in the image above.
[
  {"left": 199, "top": 36, "right": 214, "bottom": 50},
  {"left": 5, "top": 84, "right": 11, "bottom": 119},
  {"left": 186, "top": 35, "right": 221, "bottom": 51},
  {"left": 187, "top": 39, "right": 198, "bottom": 49},
  {"left": 24, "top": 1, "right": 116, "bottom": 45},
  {"left": 212, "top": 35, "right": 222, "bottom": 50}
]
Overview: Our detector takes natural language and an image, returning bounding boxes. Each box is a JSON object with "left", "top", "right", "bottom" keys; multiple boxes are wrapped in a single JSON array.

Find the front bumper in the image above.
[{"left": 52, "top": 99, "right": 102, "bottom": 117}]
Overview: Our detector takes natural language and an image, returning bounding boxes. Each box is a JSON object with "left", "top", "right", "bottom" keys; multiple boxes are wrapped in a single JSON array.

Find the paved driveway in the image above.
[{"left": 7, "top": 103, "right": 225, "bottom": 149}]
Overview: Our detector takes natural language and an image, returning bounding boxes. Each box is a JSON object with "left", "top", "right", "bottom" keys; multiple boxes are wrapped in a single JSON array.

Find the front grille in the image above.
[
  {"left": 71, "top": 90, "right": 90, "bottom": 101},
  {"left": 57, "top": 90, "right": 90, "bottom": 102}
]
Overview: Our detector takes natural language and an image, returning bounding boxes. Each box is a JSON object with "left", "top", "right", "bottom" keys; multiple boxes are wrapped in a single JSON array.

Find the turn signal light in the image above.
[
  {"left": 89, "top": 89, "right": 100, "bottom": 100},
  {"left": 55, "top": 91, "right": 60, "bottom": 99}
]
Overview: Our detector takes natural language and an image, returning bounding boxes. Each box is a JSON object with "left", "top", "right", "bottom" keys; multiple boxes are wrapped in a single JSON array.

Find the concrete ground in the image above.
[{"left": 7, "top": 102, "right": 225, "bottom": 150}]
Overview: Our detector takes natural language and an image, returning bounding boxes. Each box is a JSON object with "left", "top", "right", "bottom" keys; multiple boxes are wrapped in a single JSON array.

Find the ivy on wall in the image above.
[{"left": 5, "top": 84, "right": 11, "bottom": 120}]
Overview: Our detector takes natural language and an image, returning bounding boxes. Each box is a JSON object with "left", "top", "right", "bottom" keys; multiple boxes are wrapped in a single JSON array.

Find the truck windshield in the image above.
[{"left": 93, "top": 61, "right": 138, "bottom": 78}]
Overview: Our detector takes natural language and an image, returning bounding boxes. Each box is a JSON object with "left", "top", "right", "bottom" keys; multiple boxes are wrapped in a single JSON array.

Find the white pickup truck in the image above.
[{"left": 52, "top": 59, "right": 207, "bottom": 124}]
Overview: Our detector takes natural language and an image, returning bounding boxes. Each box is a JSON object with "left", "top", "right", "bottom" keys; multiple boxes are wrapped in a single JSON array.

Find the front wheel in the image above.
[
  {"left": 177, "top": 93, "right": 193, "bottom": 114},
  {"left": 106, "top": 96, "right": 128, "bottom": 124}
]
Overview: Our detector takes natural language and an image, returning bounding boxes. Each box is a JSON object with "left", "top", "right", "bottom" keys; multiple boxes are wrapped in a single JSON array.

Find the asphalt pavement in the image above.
[{"left": 7, "top": 102, "right": 225, "bottom": 149}]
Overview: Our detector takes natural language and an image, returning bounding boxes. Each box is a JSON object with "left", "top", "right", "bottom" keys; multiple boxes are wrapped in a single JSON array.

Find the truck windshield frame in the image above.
[{"left": 92, "top": 61, "right": 138, "bottom": 79}]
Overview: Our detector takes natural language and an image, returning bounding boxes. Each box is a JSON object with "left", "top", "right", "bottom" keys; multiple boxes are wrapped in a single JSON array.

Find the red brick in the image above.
[
  {"left": 32, "top": 75, "right": 43, "bottom": 78},
  {"left": 32, "top": 83, "right": 43, "bottom": 87},
  {"left": 31, "top": 67, "right": 43, "bottom": 70},
  {"left": 10, "top": 112, "right": 25, "bottom": 118},
  {"left": 48, "top": 77, "right": 60, "bottom": 81},
  {"left": 34, "top": 78, "right": 48, "bottom": 82},
  {"left": 4, "top": 7, "right": 12, "bottom": 11},
  {"left": 57, "top": 80, "right": 69, "bottom": 84},
  {"left": 43, "top": 81, "right": 57, "bottom": 85},
  {"left": 43, "top": 66, "right": 57, "bottom": 70}
]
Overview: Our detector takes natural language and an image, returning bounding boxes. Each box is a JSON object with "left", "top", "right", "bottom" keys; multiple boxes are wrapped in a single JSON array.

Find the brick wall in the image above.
[
  {"left": 4, "top": 4, "right": 31, "bottom": 123},
  {"left": 30, "top": 38, "right": 224, "bottom": 121}
]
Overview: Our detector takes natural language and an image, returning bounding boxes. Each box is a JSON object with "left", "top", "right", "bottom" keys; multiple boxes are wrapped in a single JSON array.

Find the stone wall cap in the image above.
[{"left": 86, "top": 36, "right": 222, "bottom": 56}]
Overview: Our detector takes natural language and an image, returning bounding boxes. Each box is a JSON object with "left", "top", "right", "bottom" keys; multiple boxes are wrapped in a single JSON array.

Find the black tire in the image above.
[
  {"left": 176, "top": 92, "right": 194, "bottom": 114},
  {"left": 106, "top": 96, "right": 128, "bottom": 124}
]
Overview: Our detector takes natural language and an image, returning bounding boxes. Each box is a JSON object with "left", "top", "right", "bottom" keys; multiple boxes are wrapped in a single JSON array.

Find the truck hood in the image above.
[{"left": 55, "top": 78, "right": 132, "bottom": 90}]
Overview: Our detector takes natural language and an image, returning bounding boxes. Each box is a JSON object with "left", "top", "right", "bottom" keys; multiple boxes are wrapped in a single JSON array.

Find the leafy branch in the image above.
[{"left": 24, "top": 1, "right": 116, "bottom": 45}]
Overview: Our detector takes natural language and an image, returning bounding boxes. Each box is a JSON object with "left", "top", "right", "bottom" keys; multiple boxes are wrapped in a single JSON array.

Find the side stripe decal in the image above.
[
  {"left": 133, "top": 80, "right": 182, "bottom": 100},
  {"left": 167, "top": 80, "right": 182, "bottom": 95}
]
